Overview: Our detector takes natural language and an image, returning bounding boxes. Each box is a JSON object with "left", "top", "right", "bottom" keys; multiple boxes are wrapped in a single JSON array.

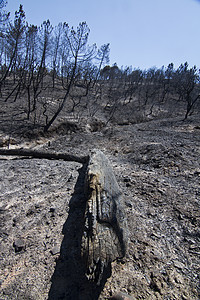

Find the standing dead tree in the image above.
[
  {"left": 0, "top": 5, "right": 25, "bottom": 94},
  {"left": 43, "top": 22, "right": 97, "bottom": 132},
  {"left": 43, "top": 22, "right": 109, "bottom": 132},
  {"left": 172, "top": 62, "right": 200, "bottom": 119}
]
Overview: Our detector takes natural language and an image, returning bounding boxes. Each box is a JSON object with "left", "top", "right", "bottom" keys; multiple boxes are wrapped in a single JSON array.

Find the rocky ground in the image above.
[{"left": 0, "top": 113, "right": 199, "bottom": 299}]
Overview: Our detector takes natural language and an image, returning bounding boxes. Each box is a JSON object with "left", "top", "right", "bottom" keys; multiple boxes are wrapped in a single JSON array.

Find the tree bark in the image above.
[{"left": 81, "top": 149, "right": 128, "bottom": 284}]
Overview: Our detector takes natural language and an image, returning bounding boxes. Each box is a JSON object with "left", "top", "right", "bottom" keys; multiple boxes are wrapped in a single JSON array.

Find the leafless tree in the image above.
[
  {"left": 172, "top": 62, "right": 200, "bottom": 119},
  {"left": 0, "top": 5, "right": 25, "bottom": 93},
  {"left": 44, "top": 22, "right": 97, "bottom": 132}
]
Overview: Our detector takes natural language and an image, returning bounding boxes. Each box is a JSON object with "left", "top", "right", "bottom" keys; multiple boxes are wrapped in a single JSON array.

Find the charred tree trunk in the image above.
[{"left": 81, "top": 149, "right": 128, "bottom": 284}]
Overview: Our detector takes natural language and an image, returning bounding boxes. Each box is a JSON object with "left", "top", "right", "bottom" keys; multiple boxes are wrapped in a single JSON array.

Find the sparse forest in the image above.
[{"left": 0, "top": 1, "right": 199, "bottom": 136}]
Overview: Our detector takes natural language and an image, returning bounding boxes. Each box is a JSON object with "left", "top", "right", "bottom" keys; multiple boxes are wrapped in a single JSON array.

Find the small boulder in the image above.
[
  {"left": 50, "top": 245, "right": 60, "bottom": 255},
  {"left": 110, "top": 292, "right": 135, "bottom": 300},
  {"left": 13, "top": 238, "right": 25, "bottom": 253}
]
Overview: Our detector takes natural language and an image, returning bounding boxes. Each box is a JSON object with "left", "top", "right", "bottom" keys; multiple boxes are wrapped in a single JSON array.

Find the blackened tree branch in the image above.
[{"left": 0, "top": 148, "right": 89, "bottom": 164}]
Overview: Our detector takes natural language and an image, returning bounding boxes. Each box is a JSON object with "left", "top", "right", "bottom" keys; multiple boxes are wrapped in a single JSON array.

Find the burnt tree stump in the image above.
[{"left": 81, "top": 149, "right": 128, "bottom": 284}]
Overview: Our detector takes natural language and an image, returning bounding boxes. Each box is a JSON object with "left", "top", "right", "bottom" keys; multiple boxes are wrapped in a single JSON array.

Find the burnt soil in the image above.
[{"left": 0, "top": 114, "right": 200, "bottom": 299}]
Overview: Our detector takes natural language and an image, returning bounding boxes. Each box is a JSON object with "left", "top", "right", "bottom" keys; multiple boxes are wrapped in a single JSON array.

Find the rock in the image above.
[
  {"left": 13, "top": 238, "right": 25, "bottom": 252},
  {"left": 173, "top": 260, "right": 185, "bottom": 270},
  {"left": 0, "top": 206, "right": 6, "bottom": 213},
  {"left": 123, "top": 177, "right": 131, "bottom": 183},
  {"left": 133, "top": 253, "right": 139, "bottom": 260},
  {"left": 125, "top": 201, "right": 132, "bottom": 208},
  {"left": 12, "top": 218, "right": 17, "bottom": 227},
  {"left": 81, "top": 149, "right": 128, "bottom": 284},
  {"left": 110, "top": 292, "right": 135, "bottom": 300},
  {"left": 50, "top": 245, "right": 60, "bottom": 255},
  {"left": 67, "top": 174, "right": 74, "bottom": 182},
  {"left": 50, "top": 207, "right": 57, "bottom": 218},
  {"left": 49, "top": 207, "right": 56, "bottom": 213},
  {"left": 149, "top": 272, "right": 163, "bottom": 294}
]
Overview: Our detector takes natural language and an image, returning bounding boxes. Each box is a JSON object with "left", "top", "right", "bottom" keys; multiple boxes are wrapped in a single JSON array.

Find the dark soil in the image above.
[{"left": 0, "top": 113, "right": 199, "bottom": 299}]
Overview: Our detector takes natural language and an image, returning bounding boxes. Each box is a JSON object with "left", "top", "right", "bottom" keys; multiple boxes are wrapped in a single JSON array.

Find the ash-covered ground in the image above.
[{"left": 0, "top": 114, "right": 199, "bottom": 299}]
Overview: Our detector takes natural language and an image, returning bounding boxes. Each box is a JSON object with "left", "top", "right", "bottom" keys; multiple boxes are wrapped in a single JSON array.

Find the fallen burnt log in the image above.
[
  {"left": 82, "top": 149, "right": 128, "bottom": 284},
  {"left": 0, "top": 148, "right": 88, "bottom": 164}
]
